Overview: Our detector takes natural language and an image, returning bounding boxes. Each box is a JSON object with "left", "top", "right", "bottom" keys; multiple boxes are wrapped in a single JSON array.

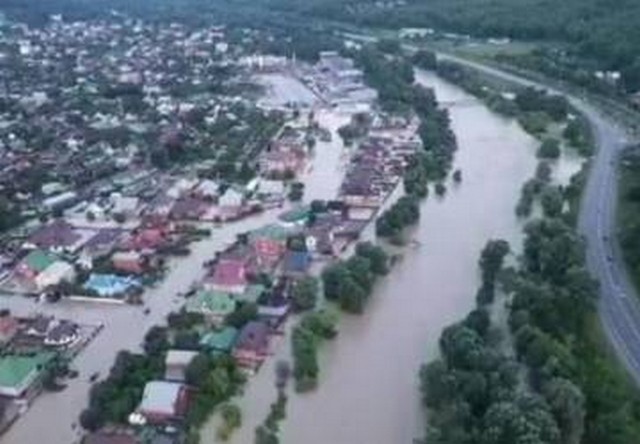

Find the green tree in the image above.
[
  {"left": 543, "top": 378, "right": 585, "bottom": 444},
  {"left": 538, "top": 138, "right": 561, "bottom": 159},
  {"left": 413, "top": 50, "right": 438, "bottom": 70},
  {"left": 540, "top": 186, "right": 564, "bottom": 218},
  {"left": 480, "top": 395, "right": 560, "bottom": 444},
  {"left": 291, "top": 276, "right": 319, "bottom": 311},
  {"left": 225, "top": 302, "right": 258, "bottom": 329},
  {"left": 143, "top": 326, "right": 169, "bottom": 356},
  {"left": 355, "top": 242, "right": 389, "bottom": 275}
]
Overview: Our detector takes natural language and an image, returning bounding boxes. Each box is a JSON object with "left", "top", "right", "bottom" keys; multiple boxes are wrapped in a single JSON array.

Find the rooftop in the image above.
[
  {"left": 138, "top": 381, "right": 187, "bottom": 417},
  {"left": 0, "top": 353, "right": 53, "bottom": 389},
  {"left": 200, "top": 327, "right": 238, "bottom": 353},
  {"left": 186, "top": 290, "right": 236, "bottom": 316}
]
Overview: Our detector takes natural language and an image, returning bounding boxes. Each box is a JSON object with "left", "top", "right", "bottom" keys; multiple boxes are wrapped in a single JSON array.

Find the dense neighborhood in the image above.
[{"left": 0, "top": 12, "right": 426, "bottom": 444}]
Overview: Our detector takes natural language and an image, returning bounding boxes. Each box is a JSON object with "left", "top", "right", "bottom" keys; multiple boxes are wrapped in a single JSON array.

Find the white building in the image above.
[{"left": 35, "top": 261, "right": 76, "bottom": 291}]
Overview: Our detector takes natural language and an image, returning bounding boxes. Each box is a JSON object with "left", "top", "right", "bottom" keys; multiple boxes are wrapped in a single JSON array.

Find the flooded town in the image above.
[{"left": 0, "top": 3, "right": 624, "bottom": 444}]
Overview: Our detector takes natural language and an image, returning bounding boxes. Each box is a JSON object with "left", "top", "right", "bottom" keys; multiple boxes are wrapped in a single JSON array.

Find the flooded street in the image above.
[
  {"left": 222, "top": 69, "right": 540, "bottom": 444},
  {"left": 3, "top": 69, "right": 545, "bottom": 444},
  {"left": 1, "top": 209, "right": 285, "bottom": 444}
]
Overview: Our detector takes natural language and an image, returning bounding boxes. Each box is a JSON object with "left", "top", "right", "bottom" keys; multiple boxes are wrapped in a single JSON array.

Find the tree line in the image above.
[{"left": 421, "top": 189, "right": 640, "bottom": 443}]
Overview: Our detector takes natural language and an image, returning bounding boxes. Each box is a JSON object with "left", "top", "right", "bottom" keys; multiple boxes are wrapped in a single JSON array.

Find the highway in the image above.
[{"left": 429, "top": 53, "right": 640, "bottom": 384}]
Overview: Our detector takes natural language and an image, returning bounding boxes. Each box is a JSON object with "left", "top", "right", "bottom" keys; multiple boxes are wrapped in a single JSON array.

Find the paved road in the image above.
[{"left": 431, "top": 53, "right": 640, "bottom": 384}]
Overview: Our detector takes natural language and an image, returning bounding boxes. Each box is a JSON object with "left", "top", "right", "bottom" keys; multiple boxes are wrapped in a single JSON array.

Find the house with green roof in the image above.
[
  {"left": 185, "top": 290, "right": 236, "bottom": 325},
  {"left": 199, "top": 327, "right": 239, "bottom": 355},
  {"left": 236, "top": 284, "right": 266, "bottom": 304},
  {"left": 249, "top": 224, "right": 295, "bottom": 243},
  {"left": 16, "top": 249, "right": 57, "bottom": 279},
  {"left": 278, "top": 205, "right": 310, "bottom": 225},
  {"left": 0, "top": 353, "right": 54, "bottom": 398}
]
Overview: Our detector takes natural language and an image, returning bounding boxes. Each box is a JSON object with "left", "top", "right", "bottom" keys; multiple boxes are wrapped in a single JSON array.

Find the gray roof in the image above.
[
  {"left": 165, "top": 350, "right": 198, "bottom": 367},
  {"left": 139, "top": 381, "right": 183, "bottom": 415}
]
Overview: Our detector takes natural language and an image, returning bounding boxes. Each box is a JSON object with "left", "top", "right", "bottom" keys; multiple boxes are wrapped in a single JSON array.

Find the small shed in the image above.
[{"left": 164, "top": 350, "right": 198, "bottom": 382}]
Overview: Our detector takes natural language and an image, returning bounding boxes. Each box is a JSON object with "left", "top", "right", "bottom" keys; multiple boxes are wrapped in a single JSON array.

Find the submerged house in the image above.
[
  {"left": 0, "top": 352, "right": 54, "bottom": 399},
  {"left": 34, "top": 261, "right": 75, "bottom": 291},
  {"left": 134, "top": 381, "right": 190, "bottom": 425},
  {"left": 164, "top": 350, "right": 198, "bottom": 382},
  {"left": 281, "top": 250, "right": 312, "bottom": 277},
  {"left": 185, "top": 290, "right": 236, "bottom": 325},
  {"left": 233, "top": 321, "right": 270, "bottom": 369},
  {"left": 199, "top": 327, "right": 238, "bottom": 355},
  {"left": 203, "top": 259, "right": 247, "bottom": 294},
  {"left": 111, "top": 251, "right": 147, "bottom": 275},
  {"left": 14, "top": 249, "right": 57, "bottom": 281},
  {"left": 84, "top": 273, "right": 141, "bottom": 299},
  {"left": 25, "top": 220, "right": 85, "bottom": 253}
]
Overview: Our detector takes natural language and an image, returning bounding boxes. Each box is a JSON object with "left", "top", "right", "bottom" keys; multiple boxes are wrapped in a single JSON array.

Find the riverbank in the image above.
[{"left": 419, "top": 56, "right": 640, "bottom": 443}]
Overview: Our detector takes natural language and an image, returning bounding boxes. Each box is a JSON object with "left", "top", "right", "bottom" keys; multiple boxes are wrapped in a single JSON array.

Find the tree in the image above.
[
  {"left": 535, "top": 162, "right": 552, "bottom": 183},
  {"left": 464, "top": 308, "right": 491, "bottom": 338},
  {"left": 339, "top": 276, "right": 368, "bottom": 314},
  {"left": 321, "top": 262, "right": 351, "bottom": 300},
  {"left": 479, "top": 240, "right": 510, "bottom": 283},
  {"left": 439, "top": 325, "right": 486, "bottom": 370},
  {"left": 540, "top": 186, "right": 564, "bottom": 218},
  {"left": 300, "top": 309, "right": 338, "bottom": 339},
  {"left": 174, "top": 330, "right": 201, "bottom": 350},
  {"left": 477, "top": 239, "right": 510, "bottom": 304},
  {"left": 225, "top": 302, "right": 258, "bottom": 329},
  {"left": 112, "top": 212, "right": 127, "bottom": 224},
  {"left": 288, "top": 182, "right": 304, "bottom": 202},
  {"left": 291, "top": 276, "right": 319, "bottom": 311},
  {"left": 419, "top": 360, "right": 455, "bottom": 408},
  {"left": 538, "top": 138, "right": 561, "bottom": 159},
  {"left": 185, "top": 353, "right": 212, "bottom": 386},
  {"left": 355, "top": 242, "right": 389, "bottom": 275},
  {"left": 377, "top": 38, "right": 402, "bottom": 54},
  {"left": 167, "top": 310, "right": 205, "bottom": 330},
  {"left": 480, "top": 394, "right": 560, "bottom": 444},
  {"left": 413, "top": 50, "right": 438, "bottom": 70},
  {"left": 345, "top": 255, "right": 373, "bottom": 293},
  {"left": 143, "top": 326, "right": 169, "bottom": 356},
  {"left": 79, "top": 407, "right": 102, "bottom": 432},
  {"left": 255, "top": 425, "right": 279, "bottom": 444},
  {"left": 543, "top": 378, "right": 585, "bottom": 444}
]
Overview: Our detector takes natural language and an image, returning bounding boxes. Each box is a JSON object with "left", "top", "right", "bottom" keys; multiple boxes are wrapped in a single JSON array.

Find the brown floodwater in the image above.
[{"left": 207, "top": 70, "right": 541, "bottom": 444}]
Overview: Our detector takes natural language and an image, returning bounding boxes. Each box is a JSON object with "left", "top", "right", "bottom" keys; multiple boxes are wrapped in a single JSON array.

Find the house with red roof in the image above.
[
  {"left": 203, "top": 259, "right": 247, "bottom": 294},
  {"left": 122, "top": 227, "right": 167, "bottom": 253},
  {"left": 252, "top": 238, "right": 285, "bottom": 273},
  {"left": 112, "top": 251, "right": 146, "bottom": 274}
]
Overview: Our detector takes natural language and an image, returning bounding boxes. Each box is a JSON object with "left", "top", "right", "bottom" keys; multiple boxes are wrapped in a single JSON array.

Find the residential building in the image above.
[
  {"left": 185, "top": 290, "right": 236, "bottom": 325},
  {"left": 111, "top": 251, "right": 146, "bottom": 275},
  {"left": 34, "top": 261, "right": 75, "bottom": 291},
  {"left": 232, "top": 321, "right": 270, "bottom": 368},
  {"left": 0, "top": 353, "right": 53, "bottom": 398},
  {"left": 134, "top": 381, "right": 190, "bottom": 424},
  {"left": 164, "top": 350, "right": 198, "bottom": 382},
  {"left": 204, "top": 259, "right": 247, "bottom": 294},
  {"left": 199, "top": 327, "right": 238, "bottom": 355}
]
